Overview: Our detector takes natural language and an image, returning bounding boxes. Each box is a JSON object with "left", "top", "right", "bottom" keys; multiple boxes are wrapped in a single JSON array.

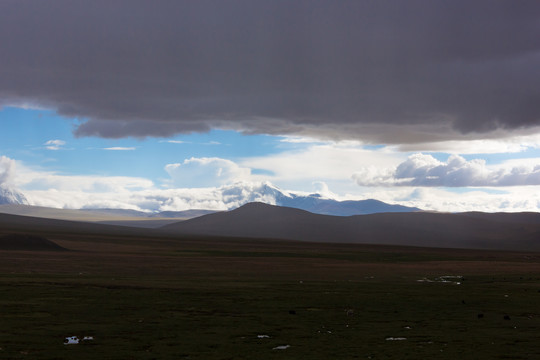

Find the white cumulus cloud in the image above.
[
  {"left": 353, "top": 153, "right": 540, "bottom": 187},
  {"left": 0, "top": 155, "right": 16, "bottom": 186},
  {"left": 5, "top": 150, "right": 540, "bottom": 213},
  {"left": 164, "top": 157, "right": 252, "bottom": 188},
  {"left": 44, "top": 139, "right": 66, "bottom": 150},
  {"left": 103, "top": 147, "right": 136, "bottom": 151}
]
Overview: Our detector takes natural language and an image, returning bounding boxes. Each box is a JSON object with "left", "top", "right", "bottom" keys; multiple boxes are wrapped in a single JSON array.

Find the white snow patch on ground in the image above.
[
  {"left": 64, "top": 336, "right": 79, "bottom": 345},
  {"left": 417, "top": 275, "right": 463, "bottom": 285},
  {"left": 273, "top": 345, "right": 291, "bottom": 350},
  {"left": 64, "top": 335, "right": 94, "bottom": 344}
]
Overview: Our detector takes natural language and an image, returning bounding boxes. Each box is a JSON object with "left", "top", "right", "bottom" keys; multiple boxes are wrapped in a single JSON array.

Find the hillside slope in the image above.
[{"left": 162, "top": 202, "right": 540, "bottom": 251}]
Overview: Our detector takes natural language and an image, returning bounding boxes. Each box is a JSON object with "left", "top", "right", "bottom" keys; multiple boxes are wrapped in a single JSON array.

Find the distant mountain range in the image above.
[
  {"left": 277, "top": 194, "right": 418, "bottom": 215},
  {"left": 249, "top": 183, "right": 420, "bottom": 215},
  {"left": 84, "top": 183, "right": 419, "bottom": 216},
  {"left": 215, "top": 182, "right": 419, "bottom": 215},
  {"left": 162, "top": 202, "right": 540, "bottom": 251},
  {"left": 0, "top": 182, "right": 419, "bottom": 218}
]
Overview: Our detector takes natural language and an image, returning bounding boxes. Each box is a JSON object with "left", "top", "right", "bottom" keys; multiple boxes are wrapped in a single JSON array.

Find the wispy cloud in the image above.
[
  {"left": 278, "top": 136, "right": 326, "bottom": 144},
  {"left": 103, "top": 147, "right": 136, "bottom": 151},
  {"left": 44, "top": 139, "right": 66, "bottom": 150},
  {"left": 241, "top": 142, "right": 403, "bottom": 185},
  {"left": 162, "top": 140, "right": 187, "bottom": 144}
]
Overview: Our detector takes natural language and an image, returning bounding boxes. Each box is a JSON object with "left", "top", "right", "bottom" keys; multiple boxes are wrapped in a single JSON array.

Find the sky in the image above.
[{"left": 1, "top": 0, "right": 540, "bottom": 213}]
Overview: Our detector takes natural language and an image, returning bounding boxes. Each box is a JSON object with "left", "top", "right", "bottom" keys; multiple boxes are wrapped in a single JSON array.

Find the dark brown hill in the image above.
[
  {"left": 0, "top": 234, "right": 66, "bottom": 251},
  {"left": 162, "top": 202, "right": 540, "bottom": 251},
  {"left": 0, "top": 212, "right": 157, "bottom": 236}
]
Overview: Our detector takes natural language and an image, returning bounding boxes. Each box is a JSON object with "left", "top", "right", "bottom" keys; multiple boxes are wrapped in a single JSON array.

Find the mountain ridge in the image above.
[
  {"left": 255, "top": 183, "right": 420, "bottom": 215},
  {"left": 0, "top": 182, "right": 419, "bottom": 219},
  {"left": 162, "top": 202, "right": 540, "bottom": 251}
]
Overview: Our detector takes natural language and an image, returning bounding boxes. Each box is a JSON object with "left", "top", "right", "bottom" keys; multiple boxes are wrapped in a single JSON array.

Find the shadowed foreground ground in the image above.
[{"left": 1, "top": 230, "right": 540, "bottom": 359}]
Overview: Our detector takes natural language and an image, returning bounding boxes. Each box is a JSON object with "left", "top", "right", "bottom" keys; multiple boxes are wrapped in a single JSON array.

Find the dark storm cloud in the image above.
[{"left": 1, "top": 0, "right": 540, "bottom": 142}]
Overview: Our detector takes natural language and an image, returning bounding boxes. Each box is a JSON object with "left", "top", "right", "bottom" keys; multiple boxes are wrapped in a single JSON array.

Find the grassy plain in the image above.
[{"left": 1, "top": 228, "right": 540, "bottom": 359}]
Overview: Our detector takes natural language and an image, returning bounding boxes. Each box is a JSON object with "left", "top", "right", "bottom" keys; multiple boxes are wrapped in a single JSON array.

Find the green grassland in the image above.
[{"left": 1, "top": 230, "right": 540, "bottom": 359}]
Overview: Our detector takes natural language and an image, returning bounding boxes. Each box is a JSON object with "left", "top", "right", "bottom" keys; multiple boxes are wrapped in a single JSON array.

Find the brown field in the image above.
[{"left": 1, "top": 214, "right": 540, "bottom": 359}]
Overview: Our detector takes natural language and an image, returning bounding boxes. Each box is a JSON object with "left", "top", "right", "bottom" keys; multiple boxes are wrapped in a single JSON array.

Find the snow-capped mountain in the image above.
[
  {"left": 0, "top": 186, "right": 28, "bottom": 205},
  {"left": 0, "top": 181, "right": 418, "bottom": 217},
  {"left": 277, "top": 194, "right": 419, "bottom": 216},
  {"left": 220, "top": 182, "right": 419, "bottom": 215}
]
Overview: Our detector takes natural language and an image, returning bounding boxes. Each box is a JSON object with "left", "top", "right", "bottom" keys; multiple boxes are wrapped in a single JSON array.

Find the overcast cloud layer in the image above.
[{"left": 2, "top": 0, "right": 540, "bottom": 143}]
